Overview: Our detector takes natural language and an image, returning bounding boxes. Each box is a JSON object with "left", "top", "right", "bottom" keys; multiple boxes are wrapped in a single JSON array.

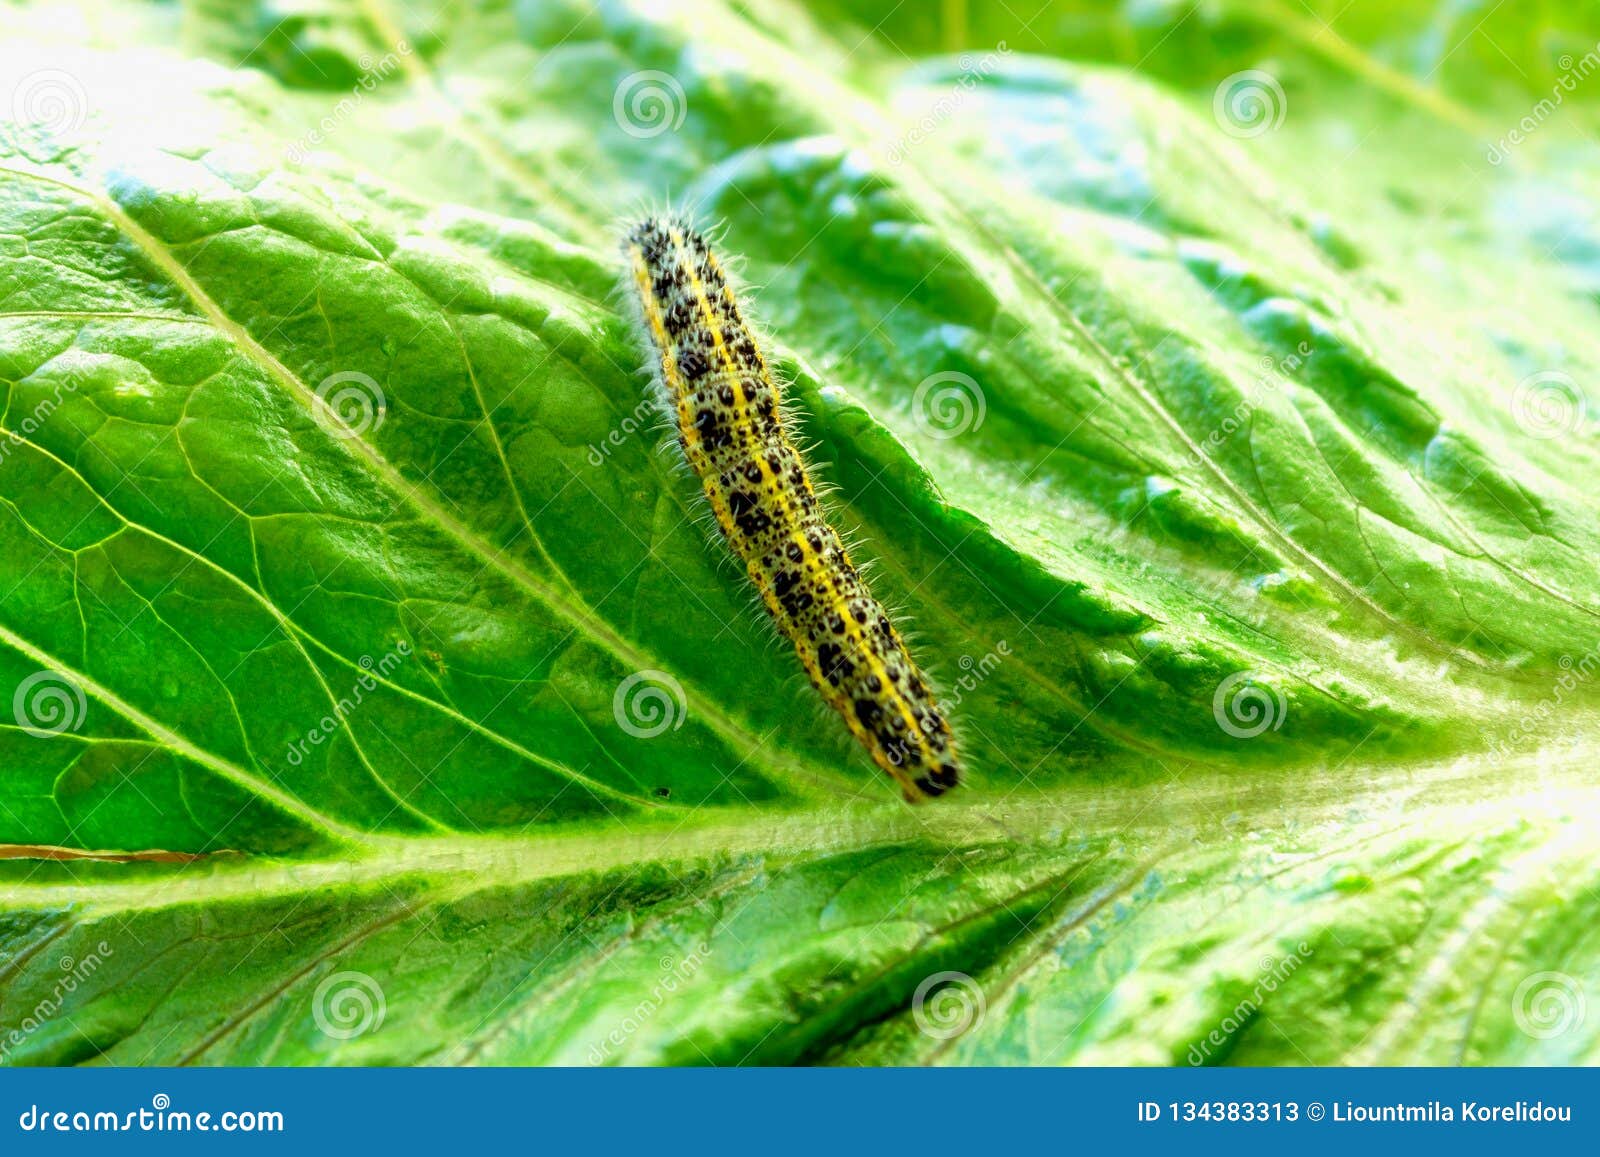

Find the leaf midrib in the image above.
[{"left": 4, "top": 748, "right": 1595, "bottom": 912}]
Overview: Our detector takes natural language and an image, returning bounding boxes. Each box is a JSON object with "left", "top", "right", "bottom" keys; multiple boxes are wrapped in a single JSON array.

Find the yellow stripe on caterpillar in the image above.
[{"left": 621, "top": 216, "right": 961, "bottom": 802}]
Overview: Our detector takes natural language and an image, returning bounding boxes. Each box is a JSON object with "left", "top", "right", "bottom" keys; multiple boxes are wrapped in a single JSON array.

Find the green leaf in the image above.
[{"left": 1, "top": 0, "right": 1597, "bottom": 1065}]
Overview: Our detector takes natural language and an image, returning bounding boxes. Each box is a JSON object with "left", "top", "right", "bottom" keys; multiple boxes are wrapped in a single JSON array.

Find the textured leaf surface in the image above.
[{"left": 1, "top": 0, "right": 1598, "bottom": 1065}]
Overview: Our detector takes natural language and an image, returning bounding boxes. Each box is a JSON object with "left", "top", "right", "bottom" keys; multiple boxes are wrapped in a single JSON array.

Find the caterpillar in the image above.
[{"left": 621, "top": 217, "right": 961, "bottom": 802}]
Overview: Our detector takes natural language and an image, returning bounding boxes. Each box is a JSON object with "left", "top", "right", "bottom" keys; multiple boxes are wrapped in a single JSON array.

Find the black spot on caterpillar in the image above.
[{"left": 621, "top": 216, "right": 961, "bottom": 802}]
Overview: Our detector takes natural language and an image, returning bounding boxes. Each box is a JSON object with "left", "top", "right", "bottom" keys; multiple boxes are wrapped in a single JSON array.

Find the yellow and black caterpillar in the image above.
[{"left": 622, "top": 217, "right": 961, "bottom": 802}]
